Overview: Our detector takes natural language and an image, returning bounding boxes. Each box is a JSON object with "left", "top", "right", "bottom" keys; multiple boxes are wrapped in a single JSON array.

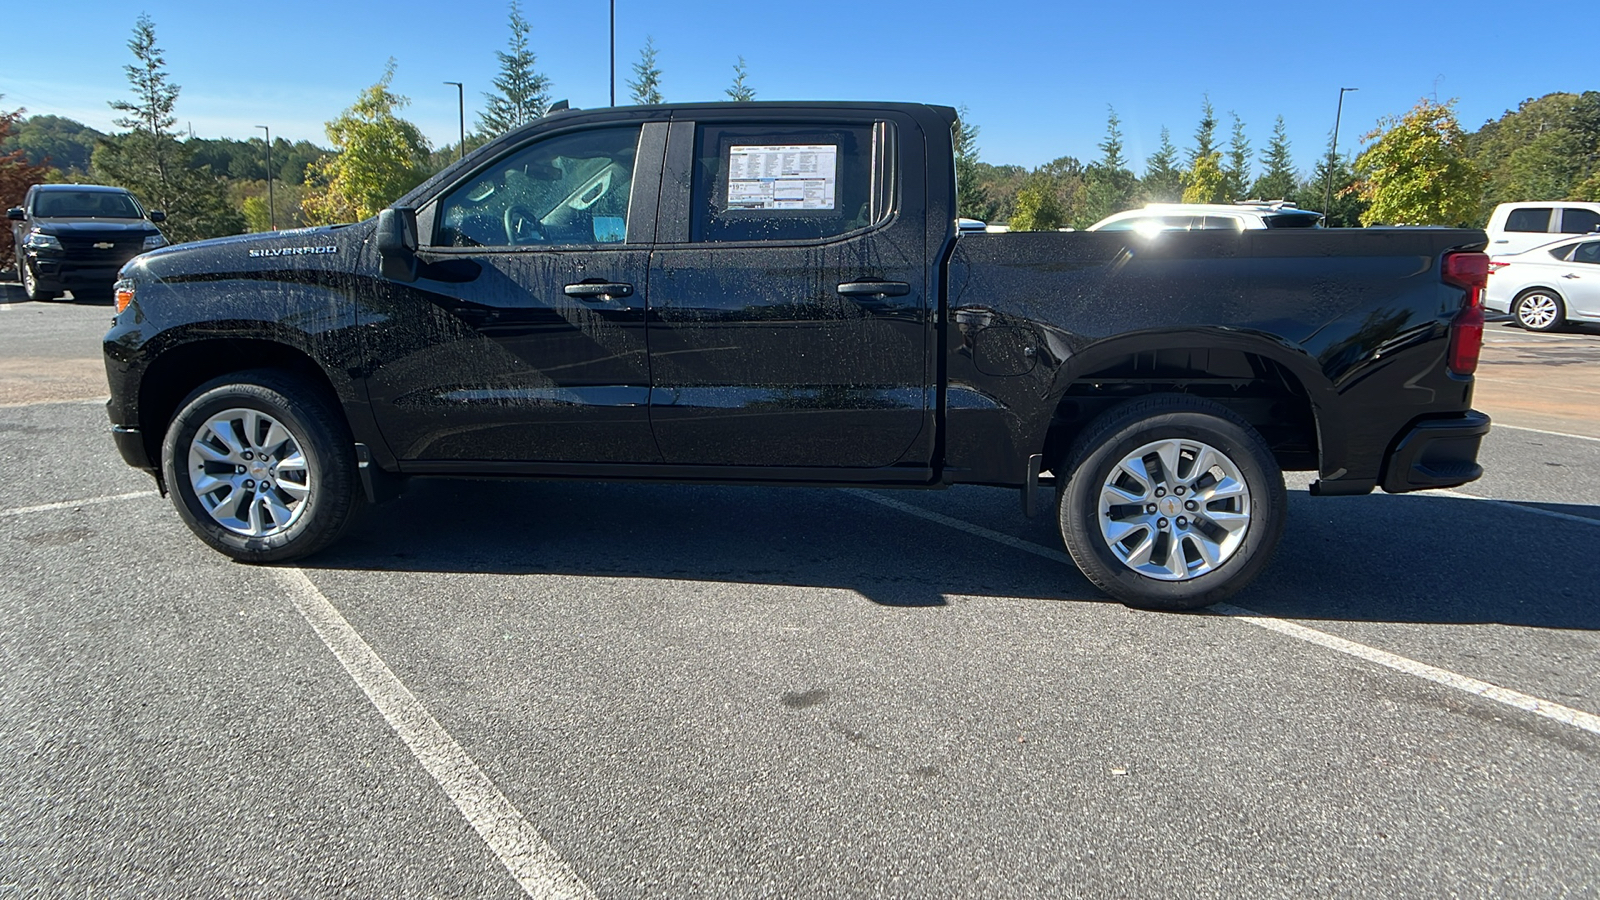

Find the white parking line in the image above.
[
  {"left": 1430, "top": 489, "right": 1600, "bottom": 527},
  {"left": 273, "top": 568, "right": 595, "bottom": 900},
  {"left": 0, "top": 490, "right": 158, "bottom": 518},
  {"left": 1493, "top": 422, "right": 1600, "bottom": 444},
  {"left": 843, "top": 489, "right": 1600, "bottom": 740}
]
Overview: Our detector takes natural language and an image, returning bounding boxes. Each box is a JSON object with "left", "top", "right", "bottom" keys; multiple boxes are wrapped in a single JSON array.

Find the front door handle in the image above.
[
  {"left": 564, "top": 281, "right": 634, "bottom": 300},
  {"left": 837, "top": 280, "right": 911, "bottom": 298}
]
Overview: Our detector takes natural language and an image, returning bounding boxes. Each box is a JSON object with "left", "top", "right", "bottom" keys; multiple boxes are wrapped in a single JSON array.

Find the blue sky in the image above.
[{"left": 0, "top": 0, "right": 1586, "bottom": 178}]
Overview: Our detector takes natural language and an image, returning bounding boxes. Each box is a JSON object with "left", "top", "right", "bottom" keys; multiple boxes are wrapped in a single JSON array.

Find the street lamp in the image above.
[
  {"left": 255, "top": 125, "right": 275, "bottom": 232},
  {"left": 609, "top": 0, "right": 616, "bottom": 106},
  {"left": 443, "top": 81, "right": 465, "bottom": 161},
  {"left": 1325, "top": 87, "right": 1358, "bottom": 225}
]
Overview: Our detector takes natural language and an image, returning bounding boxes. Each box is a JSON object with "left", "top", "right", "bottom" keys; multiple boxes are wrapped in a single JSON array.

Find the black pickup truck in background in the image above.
[
  {"left": 9, "top": 183, "right": 167, "bottom": 301},
  {"left": 102, "top": 101, "right": 1491, "bottom": 609}
]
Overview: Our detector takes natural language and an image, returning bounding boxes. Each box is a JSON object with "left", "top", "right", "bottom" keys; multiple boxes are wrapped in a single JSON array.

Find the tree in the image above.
[
  {"left": 1223, "top": 112, "right": 1251, "bottom": 201},
  {"left": 1, "top": 114, "right": 104, "bottom": 175},
  {"left": 1010, "top": 175, "right": 1065, "bottom": 231},
  {"left": 1188, "top": 96, "right": 1218, "bottom": 168},
  {"left": 1080, "top": 105, "right": 1139, "bottom": 227},
  {"left": 1292, "top": 154, "right": 1366, "bottom": 226},
  {"left": 726, "top": 57, "right": 755, "bottom": 102},
  {"left": 1181, "top": 152, "right": 1227, "bottom": 204},
  {"left": 1469, "top": 91, "right": 1600, "bottom": 221},
  {"left": 953, "top": 104, "right": 986, "bottom": 220},
  {"left": 1356, "top": 97, "right": 1485, "bottom": 226},
  {"left": 92, "top": 15, "right": 242, "bottom": 242},
  {"left": 479, "top": 1, "right": 551, "bottom": 136},
  {"left": 1141, "top": 127, "right": 1183, "bottom": 203},
  {"left": 1250, "top": 116, "right": 1298, "bottom": 201},
  {"left": 629, "top": 37, "right": 664, "bottom": 105},
  {"left": 1, "top": 102, "right": 54, "bottom": 261},
  {"left": 301, "top": 61, "right": 432, "bottom": 224}
]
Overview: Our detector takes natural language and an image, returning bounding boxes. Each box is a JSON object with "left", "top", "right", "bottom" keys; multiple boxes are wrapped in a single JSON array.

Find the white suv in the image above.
[
  {"left": 1485, "top": 202, "right": 1600, "bottom": 256},
  {"left": 1088, "top": 202, "right": 1324, "bottom": 234}
]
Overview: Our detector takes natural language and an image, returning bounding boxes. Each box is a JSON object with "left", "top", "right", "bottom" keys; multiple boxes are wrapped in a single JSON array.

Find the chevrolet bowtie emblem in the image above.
[{"left": 94, "top": 242, "right": 115, "bottom": 249}]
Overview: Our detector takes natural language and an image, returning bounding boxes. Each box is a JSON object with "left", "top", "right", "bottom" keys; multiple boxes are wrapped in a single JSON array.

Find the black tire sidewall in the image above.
[
  {"left": 161, "top": 374, "right": 357, "bottom": 563},
  {"left": 1059, "top": 403, "right": 1286, "bottom": 610}
]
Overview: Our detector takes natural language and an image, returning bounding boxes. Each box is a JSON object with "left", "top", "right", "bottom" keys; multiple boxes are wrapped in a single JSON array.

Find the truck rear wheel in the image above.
[
  {"left": 1057, "top": 395, "right": 1286, "bottom": 610},
  {"left": 161, "top": 371, "right": 362, "bottom": 563}
]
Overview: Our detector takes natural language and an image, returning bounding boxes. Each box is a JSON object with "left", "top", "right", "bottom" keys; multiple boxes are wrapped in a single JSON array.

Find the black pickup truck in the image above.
[{"left": 103, "top": 101, "right": 1491, "bottom": 609}]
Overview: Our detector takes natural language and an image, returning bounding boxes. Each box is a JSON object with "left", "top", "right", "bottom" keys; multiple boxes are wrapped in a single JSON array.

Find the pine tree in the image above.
[
  {"left": 1081, "top": 105, "right": 1138, "bottom": 226},
  {"left": 1141, "top": 127, "right": 1183, "bottom": 202},
  {"left": 953, "top": 104, "right": 986, "bottom": 219},
  {"left": 726, "top": 57, "right": 755, "bottom": 102},
  {"left": 1250, "top": 116, "right": 1298, "bottom": 202},
  {"left": 1188, "top": 96, "right": 1218, "bottom": 168},
  {"left": 93, "top": 14, "right": 242, "bottom": 242},
  {"left": 1224, "top": 112, "right": 1251, "bottom": 201},
  {"left": 478, "top": 1, "right": 551, "bottom": 136},
  {"left": 628, "top": 37, "right": 664, "bottom": 105}
]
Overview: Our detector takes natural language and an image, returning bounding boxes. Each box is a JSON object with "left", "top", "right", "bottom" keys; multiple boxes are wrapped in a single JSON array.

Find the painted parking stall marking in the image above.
[
  {"left": 274, "top": 568, "right": 595, "bottom": 900},
  {"left": 845, "top": 488, "right": 1600, "bottom": 740}
]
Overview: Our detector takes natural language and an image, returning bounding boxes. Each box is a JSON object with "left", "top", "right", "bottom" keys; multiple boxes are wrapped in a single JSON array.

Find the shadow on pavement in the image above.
[
  {"left": 306, "top": 479, "right": 1095, "bottom": 609},
  {"left": 297, "top": 478, "right": 1600, "bottom": 628}
]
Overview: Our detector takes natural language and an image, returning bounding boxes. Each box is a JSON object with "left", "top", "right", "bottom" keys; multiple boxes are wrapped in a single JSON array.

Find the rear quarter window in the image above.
[{"left": 1559, "top": 208, "right": 1600, "bottom": 234}]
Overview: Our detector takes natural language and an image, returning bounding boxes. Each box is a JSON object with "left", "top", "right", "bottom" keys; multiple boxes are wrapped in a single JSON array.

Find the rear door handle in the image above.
[
  {"left": 837, "top": 280, "right": 911, "bottom": 298},
  {"left": 564, "top": 281, "right": 634, "bottom": 300},
  {"left": 1563, "top": 273, "right": 1581, "bottom": 279}
]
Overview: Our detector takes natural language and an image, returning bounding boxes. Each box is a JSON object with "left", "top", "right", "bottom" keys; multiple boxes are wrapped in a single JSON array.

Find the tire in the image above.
[
  {"left": 161, "top": 370, "right": 362, "bottom": 563},
  {"left": 1514, "top": 289, "right": 1565, "bottom": 332},
  {"left": 1056, "top": 395, "right": 1287, "bottom": 611},
  {"left": 20, "top": 259, "right": 57, "bottom": 301}
]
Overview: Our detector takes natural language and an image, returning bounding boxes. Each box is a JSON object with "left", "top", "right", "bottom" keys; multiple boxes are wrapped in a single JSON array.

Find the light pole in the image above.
[
  {"left": 609, "top": 0, "right": 616, "bottom": 106},
  {"left": 255, "top": 125, "right": 275, "bottom": 232},
  {"left": 443, "top": 81, "right": 465, "bottom": 161},
  {"left": 1325, "top": 87, "right": 1358, "bottom": 224}
]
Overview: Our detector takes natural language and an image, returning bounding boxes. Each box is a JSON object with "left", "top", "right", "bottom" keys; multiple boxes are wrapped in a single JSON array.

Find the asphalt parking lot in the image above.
[{"left": 2, "top": 293, "right": 1597, "bottom": 898}]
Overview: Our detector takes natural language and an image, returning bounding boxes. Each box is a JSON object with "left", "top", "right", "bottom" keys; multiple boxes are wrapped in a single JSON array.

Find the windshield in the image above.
[{"left": 31, "top": 190, "right": 143, "bottom": 219}]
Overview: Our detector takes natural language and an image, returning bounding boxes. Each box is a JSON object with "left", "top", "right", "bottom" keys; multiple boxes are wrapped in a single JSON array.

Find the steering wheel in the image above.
[{"left": 503, "top": 203, "right": 545, "bottom": 245}]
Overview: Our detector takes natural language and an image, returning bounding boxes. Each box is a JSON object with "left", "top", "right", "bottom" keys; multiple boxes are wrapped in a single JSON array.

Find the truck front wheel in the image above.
[
  {"left": 161, "top": 371, "right": 362, "bottom": 563},
  {"left": 1057, "top": 395, "right": 1286, "bottom": 610}
]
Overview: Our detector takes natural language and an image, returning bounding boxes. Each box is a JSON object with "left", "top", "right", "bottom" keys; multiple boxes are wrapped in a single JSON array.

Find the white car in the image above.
[
  {"left": 1087, "top": 202, "right": 1323, "bottom": 235},
  {"left": 1485, "top": 201, "right": 1600, "bottom": 256},
  {"left": 1485, "top": 235, "right": 1600, "bottom": 331}
]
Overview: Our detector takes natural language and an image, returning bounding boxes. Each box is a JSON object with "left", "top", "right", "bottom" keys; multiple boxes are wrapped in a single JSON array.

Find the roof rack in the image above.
[{"left": 1234, "top": 199, "right": 1297, "bottom": 208}]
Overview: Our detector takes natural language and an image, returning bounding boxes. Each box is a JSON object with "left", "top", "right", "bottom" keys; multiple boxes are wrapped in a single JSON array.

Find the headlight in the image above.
[
  {"left": 142, "top": 234, "right": 167, "bottom": 250},
  {"left": 23, "top": 231, "right": 62, "bottom": 251}
]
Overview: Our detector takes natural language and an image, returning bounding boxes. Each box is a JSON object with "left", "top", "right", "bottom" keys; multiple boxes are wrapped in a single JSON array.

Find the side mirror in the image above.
[
  {"left": 376, "top": 207, "right": 419, "bottom": 282},
  {"left": 148, "top": 210, "right": 166, "bottom": 223},
  {"left": 6, "top": 207, "right": 23, "bottom": 221}
]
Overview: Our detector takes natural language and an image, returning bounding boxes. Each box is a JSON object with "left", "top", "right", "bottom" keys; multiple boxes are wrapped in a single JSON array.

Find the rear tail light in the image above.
[{"left": 1442, "top": 251, "right": 1488, "bottom": 376}]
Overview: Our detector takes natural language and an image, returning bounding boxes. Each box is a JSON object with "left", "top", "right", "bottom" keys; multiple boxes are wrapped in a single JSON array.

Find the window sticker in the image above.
[{"left": 726, "top": 144, "right": 837, "bottom": 210}]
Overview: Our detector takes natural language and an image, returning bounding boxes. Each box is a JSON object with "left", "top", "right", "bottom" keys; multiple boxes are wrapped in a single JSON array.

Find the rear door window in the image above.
[
  {"left": 1559, "top": 208, "right": 1600, "bottom": 234},
  {"left": 690, "top": 122, "right": 889, "bottom": 243},
  {"left": 1505, "top": 207, "right": 1553, "bottom": 233}
]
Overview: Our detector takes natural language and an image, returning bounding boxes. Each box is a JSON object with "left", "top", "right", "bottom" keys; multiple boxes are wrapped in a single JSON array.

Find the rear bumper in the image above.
[{"left": 1379, "top": 410, "right": 1491, "bottom": 493}]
